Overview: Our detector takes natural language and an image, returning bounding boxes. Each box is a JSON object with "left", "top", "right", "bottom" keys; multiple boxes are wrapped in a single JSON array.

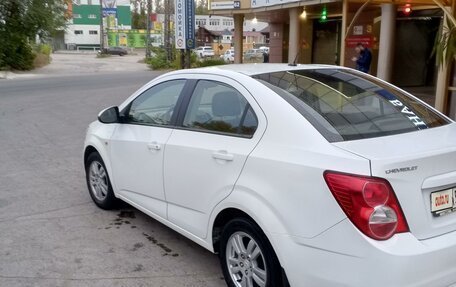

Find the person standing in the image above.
[
  {"left": 351, "top": 43, "right": 372, "bottom": 73},
  {"left": 263, "top": 50, "right": 269, "bottom": 63}
]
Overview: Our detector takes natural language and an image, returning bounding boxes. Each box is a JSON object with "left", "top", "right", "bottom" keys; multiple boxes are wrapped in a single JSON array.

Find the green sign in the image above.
[{"left": 107, "top": 30, "right": 160, "bottom": 48}]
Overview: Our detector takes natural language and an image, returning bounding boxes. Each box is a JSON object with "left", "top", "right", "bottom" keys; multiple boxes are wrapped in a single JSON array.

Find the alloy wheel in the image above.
[
  {"left": 226, "top": 231, "right": 267, "bottom": 287},
  {"left": 89, "top": 161, "right": 109, "bottom": 201}
]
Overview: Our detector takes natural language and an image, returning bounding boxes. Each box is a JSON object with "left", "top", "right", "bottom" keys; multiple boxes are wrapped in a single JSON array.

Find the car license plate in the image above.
[{"left": 431, "top": 188, "right": 456, "bottom": 216}]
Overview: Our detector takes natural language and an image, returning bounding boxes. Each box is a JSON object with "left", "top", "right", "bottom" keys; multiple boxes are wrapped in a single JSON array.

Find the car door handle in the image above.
[
  {"left": 212, "top": 150, "right": 234, "bottom": 161},
  {"left": 147, "top": 142, "right": 161, "bottom": 151}
]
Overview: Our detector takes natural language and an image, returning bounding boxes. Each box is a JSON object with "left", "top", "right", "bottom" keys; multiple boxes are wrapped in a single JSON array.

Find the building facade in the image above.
[
  {"left": 209, "top": 0, "right": 456, "bottom": 119},
  {"left": 64, "top": 0, "right": 131, "bottom": 49},
  {"left": 63, "top": 3, "right": 267, "bottom": 51}
]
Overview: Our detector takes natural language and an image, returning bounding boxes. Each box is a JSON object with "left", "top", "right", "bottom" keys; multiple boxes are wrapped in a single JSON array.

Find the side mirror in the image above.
[{"left": 98, "top": 106, "right": 120, "bottom": 124}]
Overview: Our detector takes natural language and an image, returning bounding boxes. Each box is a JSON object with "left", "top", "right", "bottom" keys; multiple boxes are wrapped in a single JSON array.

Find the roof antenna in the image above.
[{"left": 288, "top": 51, "right": 300, "bottom": 66}]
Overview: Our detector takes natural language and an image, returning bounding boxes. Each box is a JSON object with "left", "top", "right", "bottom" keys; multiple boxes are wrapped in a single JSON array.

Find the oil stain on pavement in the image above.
[{"left": 100, "top": 209, "right": 180, "bottom": 257}]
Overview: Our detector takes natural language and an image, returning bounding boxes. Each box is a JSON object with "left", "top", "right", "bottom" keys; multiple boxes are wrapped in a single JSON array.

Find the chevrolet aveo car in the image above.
[{"left": 84, "top": 64, "right": 456, "bottom": 287}]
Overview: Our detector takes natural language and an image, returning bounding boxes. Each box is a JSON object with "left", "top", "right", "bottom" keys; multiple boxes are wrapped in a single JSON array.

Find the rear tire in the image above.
[
  {"left": 220, "top": 218, "right": 283, "bottom": 287},
  {"left": 85, "top": 152, "right": 117, "bottom": 210}
]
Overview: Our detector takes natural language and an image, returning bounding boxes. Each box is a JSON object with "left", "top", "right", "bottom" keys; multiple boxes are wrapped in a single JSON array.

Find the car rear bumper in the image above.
[{"left": 271, "top": 219, "right": 456, "bottom": 287}]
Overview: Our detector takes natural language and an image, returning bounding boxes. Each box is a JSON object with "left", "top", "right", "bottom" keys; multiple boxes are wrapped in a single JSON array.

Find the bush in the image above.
[
  {"left": 38, "top": 44, "right": 52, "bottom": 56},
  {"left": 1, "top": 39, "right": 35, "bottom": 70},
  {"left": 33, "top": 53, "right": 50, "bottom": 68},
  {"left": 148, "top": 56, "right": 172, "bottom": 70},
  {"left": 172, "top": 50, "right": 201, "bottom": 68},
  {"left": 0, "top": 51, "right": 5, "bottom": 70},
  {"left": 147, "top": 47, "right": 173, "bottom": 70},
  {"left": 196, "top": 58, "right": 226, "bottom": 67},
  {"left": 0, "top": 41, "right": 54, "bottom": 70},
  {"left": 146, "top": 47, "right": 226, "bottom": 70},
  {"left": 32, "top": 44, "right": 52, "bottom": 68}
]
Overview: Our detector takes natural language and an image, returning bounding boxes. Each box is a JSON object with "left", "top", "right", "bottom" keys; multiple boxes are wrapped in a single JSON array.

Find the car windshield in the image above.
[{"left": 253, "top": 69, "right": 450, "bottom": 142}]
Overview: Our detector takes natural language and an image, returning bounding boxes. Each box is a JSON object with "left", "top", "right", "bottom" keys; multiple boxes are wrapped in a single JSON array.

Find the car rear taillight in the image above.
[{"left": 324, "top": 171, "right": 409, "bottom": 240}]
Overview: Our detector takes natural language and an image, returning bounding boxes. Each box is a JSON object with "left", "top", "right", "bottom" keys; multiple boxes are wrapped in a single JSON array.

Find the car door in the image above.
[
  {"left": 109, "top": 79, "right": 186, "bottom": 219},
  {"left": 163, "top": 76, "right": 267, "bottom": 238}
]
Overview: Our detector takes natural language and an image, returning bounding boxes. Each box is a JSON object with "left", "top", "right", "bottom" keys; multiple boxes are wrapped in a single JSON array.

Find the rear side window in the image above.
[
  {"left": 253, "top": 69, "right": 449, "bottom": 142},
  {"left": 183, "top": 80, "right": 258, "bottom": 137}
]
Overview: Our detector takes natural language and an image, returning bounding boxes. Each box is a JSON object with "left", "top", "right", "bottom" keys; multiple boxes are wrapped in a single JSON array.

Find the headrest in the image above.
[{"left": 212, "top": 91, "right": 241, "bottom": 117}]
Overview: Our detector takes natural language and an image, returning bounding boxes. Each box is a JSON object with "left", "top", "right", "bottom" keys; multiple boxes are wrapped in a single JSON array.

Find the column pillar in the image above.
[
  {"left": 435, "top": 4, "right": 456, "bottom": 115},
  {"left": 435, "top": 10, "right": 450, "bottom": 113},
  {"left": 234, "top": 14, "right": 244, "bottom": 64},
  {"left": 340, "top": 0, "right": 348, "bottom": 66},
  {"left": 269, "top": 23, "right": 283, "bottom": 63},
  {"left": 377, "top": 4, "right": 396, "bottom": 81},
  {"left": 288, "top": 7, "right": 300, "bottom": 64},
  {"left": 435, "top": 65, "right": 449, "bottom": 113}
]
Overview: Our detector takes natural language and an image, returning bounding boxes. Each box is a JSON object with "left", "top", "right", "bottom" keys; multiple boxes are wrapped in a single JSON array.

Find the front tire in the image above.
[
  {"left": 85, "top": 152, "right": 117, "bottom": 209},
  {"left": 220, "top": 218, "right": 283, "bottom": 287}
]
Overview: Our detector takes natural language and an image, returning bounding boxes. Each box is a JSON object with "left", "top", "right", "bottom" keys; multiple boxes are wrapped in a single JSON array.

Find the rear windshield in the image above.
[{"left": 253, "top": 69, "right": 450, "bottom": 142}]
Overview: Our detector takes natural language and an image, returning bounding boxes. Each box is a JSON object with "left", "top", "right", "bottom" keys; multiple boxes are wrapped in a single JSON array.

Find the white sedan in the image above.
[
  {"left": 222, "top": 49, "right": 235, "bottom": 63},
  {"left": 84, "top": 64, "right": 456, "bottom": 287}
]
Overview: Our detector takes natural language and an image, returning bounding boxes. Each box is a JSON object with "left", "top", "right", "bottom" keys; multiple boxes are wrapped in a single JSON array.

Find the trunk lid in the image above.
[{"left": 333, "top": 123, "right": 456, "bottom": 240}]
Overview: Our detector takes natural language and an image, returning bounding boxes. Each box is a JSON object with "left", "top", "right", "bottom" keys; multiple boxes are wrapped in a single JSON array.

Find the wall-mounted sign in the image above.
[
  {"left": 346, "top": 35, "right": 373, "bottom": 48},
  {"left": 185, "top": 0, "right": 195, "bottom": 49},
  {"left": 211, "top": 1, "right": 235, "bottom": 10},
  {"left": 353, "top": 25, "right": 363, "bottom": 35},
  {"left": 250, "top": 0, "right": 300, "bottom": 8},
  {"left": 175, "top": 0, "right": 186, "bottom": 49},
  {"left": 234, "top": 1, "right": 241, "bottom": 9},
  {"left": 102, "top": 0, "right": 117, "bottom": 16}
]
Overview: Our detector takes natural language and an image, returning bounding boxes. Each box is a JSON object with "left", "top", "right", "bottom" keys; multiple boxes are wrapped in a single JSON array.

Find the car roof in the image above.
[{"left": 169, "top": 63, "right": 346, "bottom": 77}]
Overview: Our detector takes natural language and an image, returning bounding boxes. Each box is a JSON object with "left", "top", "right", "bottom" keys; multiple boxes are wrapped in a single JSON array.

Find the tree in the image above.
[
  {"left": 0, "top": 0, "right": 34, "bottom": 70},
  {"left": 154, "top": 0, "right": 164, "bottom": 13},
  {"left": 131, "top": 0, "right": 146, "bottom": 29},
  {"left": 0, "top": 0, "right": 65, "bottom": 70},
  {"left": 196, "top": 0, "right": 208, "bottom": 15},
  {"left": 25, "top": 0, "right": 66, "bottom": 40},
  {"left": 434, "top": 14, "right": 456, "bottom": 68}
]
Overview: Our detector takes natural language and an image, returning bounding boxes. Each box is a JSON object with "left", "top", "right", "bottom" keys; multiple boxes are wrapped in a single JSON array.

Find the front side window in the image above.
[
  {"left": 183, "top": 80, "right": 258, "bottom": 137},
  {"left": 254, "top": 69, "right": 449, "bottom": 142},
  {"left": 126, "top": 80, "right": 185, "bottom": 126}
]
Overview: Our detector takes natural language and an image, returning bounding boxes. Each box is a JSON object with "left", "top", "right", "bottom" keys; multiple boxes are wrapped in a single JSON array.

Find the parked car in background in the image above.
[
  {"left": 222, "top": 49, "right": 235, "bottom": 63},
  {"left": 101, "top": 46, "right": 128, "bottom": 56},
  {"left": 196, "top": 46, "right": 215, "bottom": 58},
  {"left": 85, "top": 64, "right": 456, "bottom": 287},
  {"left": 259, "top": 46, "right": 270, "bottom": 54},
  {"left": 243, "top": 49, "right": 263, "bottom": 61}
]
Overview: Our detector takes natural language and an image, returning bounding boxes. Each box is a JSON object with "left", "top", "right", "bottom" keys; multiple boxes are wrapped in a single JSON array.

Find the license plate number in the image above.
[{"left": 431, "top": 188, "right": 456, "bottom": 216}]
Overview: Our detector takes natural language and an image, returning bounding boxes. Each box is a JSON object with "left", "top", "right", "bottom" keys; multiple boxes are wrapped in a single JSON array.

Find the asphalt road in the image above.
[{"left": 0, "top": 61, "right": 225, "bottom": 286}]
